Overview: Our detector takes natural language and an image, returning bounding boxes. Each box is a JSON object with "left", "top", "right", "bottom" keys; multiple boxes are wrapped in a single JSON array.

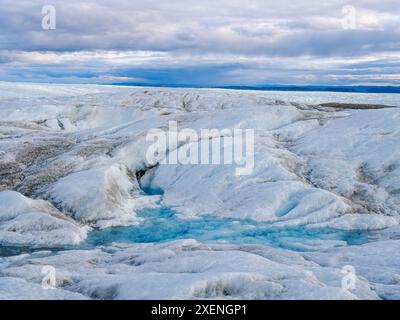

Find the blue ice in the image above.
[{"left": 86, "top": 206, "right": 370, "bottom": 252}]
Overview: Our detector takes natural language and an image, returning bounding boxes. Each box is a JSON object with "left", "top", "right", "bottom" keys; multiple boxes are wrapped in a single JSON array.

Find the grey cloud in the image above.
[
  {"left": 1, "top": 0, "right": 399, "bottom": 55},
  {"left": 0, "top": 0, "right": 400, "bottom": 85}
]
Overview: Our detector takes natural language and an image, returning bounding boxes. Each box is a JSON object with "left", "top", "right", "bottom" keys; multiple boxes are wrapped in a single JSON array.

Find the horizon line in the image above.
[
  {"left": 1, "top": 80, "right": 400, "bottom": 94},
  {"left": 108, "top": 82, "right": 400, "bottom": 94}
]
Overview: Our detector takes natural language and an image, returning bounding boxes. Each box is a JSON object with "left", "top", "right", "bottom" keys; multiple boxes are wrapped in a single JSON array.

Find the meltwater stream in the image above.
[
  {"left": 86, "top": 206, "right": 370, "bottom": 252},
  {"left": 84, "top": 182, "right": 371, "bottom": 251},
  {"left": 0, "top": 184, "right": 371, "bottom": 257}
]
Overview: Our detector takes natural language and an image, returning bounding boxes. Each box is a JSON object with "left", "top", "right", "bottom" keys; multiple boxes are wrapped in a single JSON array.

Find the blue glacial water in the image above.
[{"left": 86, "top": 206, "right": 370, "bottom": 252}]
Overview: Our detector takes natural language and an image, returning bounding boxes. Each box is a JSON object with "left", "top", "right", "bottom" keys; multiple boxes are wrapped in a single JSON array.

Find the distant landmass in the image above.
[{"left": 110, "top": 83, "right": 400, "bottom": 94}]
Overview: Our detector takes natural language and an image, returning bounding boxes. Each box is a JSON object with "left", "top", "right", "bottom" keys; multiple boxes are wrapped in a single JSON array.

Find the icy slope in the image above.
[
  {"left": 0, "top": 240, "right": 379, "bottom": 300},
  {"left": 0, "top": 82, "right": 399, "bottom": 299},
  {"left": 0, "top": 191, "right": 87, "bottom": 247}
]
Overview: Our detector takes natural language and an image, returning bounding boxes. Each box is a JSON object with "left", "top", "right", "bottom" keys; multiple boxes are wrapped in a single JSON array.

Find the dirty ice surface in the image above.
[{"left": 0, "top": 82, "right": 399, "bottom": 300}]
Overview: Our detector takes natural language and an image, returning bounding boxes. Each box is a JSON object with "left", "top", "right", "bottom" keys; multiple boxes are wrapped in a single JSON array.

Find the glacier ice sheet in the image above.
[{"left": 0, "top": 82, "right": 399, "bottom": 299}]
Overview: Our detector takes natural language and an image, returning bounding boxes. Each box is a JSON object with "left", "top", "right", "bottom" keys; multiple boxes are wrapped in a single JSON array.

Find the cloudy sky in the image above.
[{"left": 1, "top": 0, "right": 400, "bottom": 86}]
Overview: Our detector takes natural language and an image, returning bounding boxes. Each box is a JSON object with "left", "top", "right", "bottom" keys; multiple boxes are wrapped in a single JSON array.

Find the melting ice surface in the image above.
[
  {"left": 86, "top": 206, "right": 370, "bottom": 252},
  {"left": 86, "top": 185, "right": 370, "bottom": 252},
  {"left": 2, "top": 83, "right": 400, "bottom": 299}
]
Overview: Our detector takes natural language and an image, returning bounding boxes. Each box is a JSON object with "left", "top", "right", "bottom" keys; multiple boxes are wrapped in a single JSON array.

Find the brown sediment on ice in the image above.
[{"left": 319, "top": 102, "right": 398, "bottom": 110}]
